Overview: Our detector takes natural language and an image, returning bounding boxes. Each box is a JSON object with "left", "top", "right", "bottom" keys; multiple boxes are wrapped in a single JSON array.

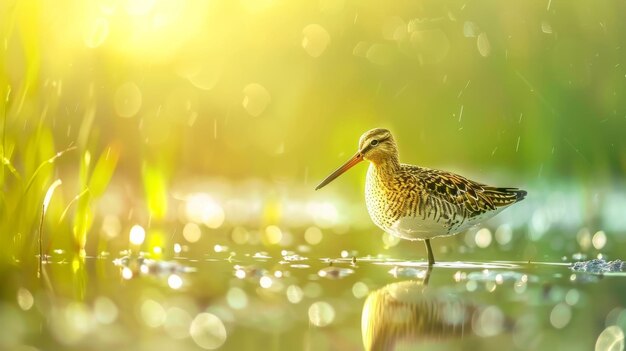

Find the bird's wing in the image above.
[{"left": 401, "top": 165, "right": 525, "bottom": 217}]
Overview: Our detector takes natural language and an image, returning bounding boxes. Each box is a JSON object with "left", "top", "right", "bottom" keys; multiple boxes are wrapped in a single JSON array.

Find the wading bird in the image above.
[{"left": 315, "top": 128, "right": 526, "bottom": 265}]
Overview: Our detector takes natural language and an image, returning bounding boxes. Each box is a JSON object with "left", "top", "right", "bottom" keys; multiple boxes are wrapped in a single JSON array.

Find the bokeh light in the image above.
[
  {"left": 141, "top": 299, "right": 166, "bottom": 328},
  {"left": 129, "top": 225, "right": 146, "bottom": 246},
  {"left": 308, "top": 301, "right": 335, "bottom": 327},
  {"left": 189, "top": 313, "right": 227, "bottom": 350},
  {"left": 595, "top": 325, "right": 624, "bottom": 351}
]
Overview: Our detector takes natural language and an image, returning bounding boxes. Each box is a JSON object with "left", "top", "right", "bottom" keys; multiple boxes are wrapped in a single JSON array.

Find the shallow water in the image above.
[{"left": 3, "top": 248, "right": 626, "bottom": 351}]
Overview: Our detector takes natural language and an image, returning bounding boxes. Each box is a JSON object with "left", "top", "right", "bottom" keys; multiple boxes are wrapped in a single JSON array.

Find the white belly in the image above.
[
  {"left": 387, "top": 216, "right": 452, "bottom": 241},
  {"left": 386, "top": 208, "right": 503, "bottom": 241}
]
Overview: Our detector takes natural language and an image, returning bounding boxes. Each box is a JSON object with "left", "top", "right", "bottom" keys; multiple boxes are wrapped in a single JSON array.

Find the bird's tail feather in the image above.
[{"left": 484, "top": 187, "right": 527, "bottom": 207}]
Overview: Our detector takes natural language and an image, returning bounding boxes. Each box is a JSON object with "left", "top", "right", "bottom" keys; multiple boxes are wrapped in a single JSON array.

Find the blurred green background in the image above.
[
  {"left": 3, "top": 0, "right": 626, "bottom": 258},
  {"left": 3, "top": 0, "right": 626, "bottom": 262}
]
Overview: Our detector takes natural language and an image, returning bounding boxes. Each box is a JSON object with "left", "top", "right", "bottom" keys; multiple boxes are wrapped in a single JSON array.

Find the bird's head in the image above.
[
  {"left": 315, "top": 128, "right": 398, "bottom": 190},
  {"left": 357, "top": 128, "right": 398, "bottom": 165}
]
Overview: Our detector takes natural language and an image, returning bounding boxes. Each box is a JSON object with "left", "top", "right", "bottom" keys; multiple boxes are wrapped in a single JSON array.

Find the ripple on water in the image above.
[
  {"left": 318, "top": 266, "right": 354, "bottom": 280},
  {"left": 373, "top": 260, "right": 522, "bottom": 270},
  {"left": 571, "top": 259, "right": 626, "bottom": 275}
]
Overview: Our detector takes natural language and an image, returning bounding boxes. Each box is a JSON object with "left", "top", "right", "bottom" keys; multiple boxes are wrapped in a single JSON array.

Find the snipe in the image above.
[{"left": 315, "top": 128, "right": 526, "bottom": 265}]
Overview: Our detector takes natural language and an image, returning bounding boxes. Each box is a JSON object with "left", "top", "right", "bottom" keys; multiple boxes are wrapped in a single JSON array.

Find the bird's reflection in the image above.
[{"left": 361, "top": 269, "right": 478, "bottom": 351}]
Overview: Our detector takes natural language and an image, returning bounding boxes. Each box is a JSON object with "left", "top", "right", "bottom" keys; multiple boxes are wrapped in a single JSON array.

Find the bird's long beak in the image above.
[{"left": 315, "top": 151, "right": 364, "bottom": 190}]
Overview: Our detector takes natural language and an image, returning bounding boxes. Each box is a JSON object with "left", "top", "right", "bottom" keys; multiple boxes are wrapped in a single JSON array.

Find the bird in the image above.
[
  {"left": 315, "top": 128, "right": 526, "bottom": 265},
  {"left": 361, "top": 280, "right": 479, "bottom": 350}
]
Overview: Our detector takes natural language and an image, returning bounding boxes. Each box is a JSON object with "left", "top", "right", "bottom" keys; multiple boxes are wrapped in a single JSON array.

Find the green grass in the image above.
[{"left": 0, "top": 2, "right": 119, "bottom": 264}]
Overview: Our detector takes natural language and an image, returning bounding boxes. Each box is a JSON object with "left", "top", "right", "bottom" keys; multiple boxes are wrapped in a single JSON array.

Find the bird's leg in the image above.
[
  {"left": 423, "top": 265, "right": 433, "bottom": 286},
  {"left": 424, "top": 239, "right": 435, "bottom": 266}
]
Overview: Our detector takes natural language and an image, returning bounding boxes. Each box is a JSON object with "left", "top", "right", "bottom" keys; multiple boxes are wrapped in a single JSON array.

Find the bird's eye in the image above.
[{"left": 370, "top": 139, "right": 379, "bottom": 146}]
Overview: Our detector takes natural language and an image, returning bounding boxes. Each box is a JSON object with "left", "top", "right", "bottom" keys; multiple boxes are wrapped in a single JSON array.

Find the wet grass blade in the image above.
[{"left": 23, "top": 145, "right": 76, "bottom": 197}]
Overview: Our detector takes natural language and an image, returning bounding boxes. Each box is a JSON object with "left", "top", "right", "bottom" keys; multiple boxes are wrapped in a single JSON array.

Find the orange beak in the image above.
[{"left": 315, "top": 151, "right": 364, "bottom": 190}]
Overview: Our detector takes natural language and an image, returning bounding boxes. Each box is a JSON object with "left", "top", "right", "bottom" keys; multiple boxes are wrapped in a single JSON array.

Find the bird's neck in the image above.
[{"left": 371, "top": 155, "right": 400, "bottom": 179}]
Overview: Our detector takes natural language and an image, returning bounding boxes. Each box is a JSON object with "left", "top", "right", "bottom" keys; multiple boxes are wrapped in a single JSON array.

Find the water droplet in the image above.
[
  {"left": 308, "top": 301, "right": 335, "bottom": 327},
  {"left": 514, "top": 279, "right": 527, "bottom": 294},
  {"left": 84, "top": 17, "right": 109, "bottom": 48},
  {"left": 226, "top": 287, "right": 248, "bottom": 309},
  {"left": 304, "top": 226, "right": 323, "bottom": 245},
  {"left": 168, "top": 274, "right": 183, "bottom": 289},
  {"left": 263, "top": 225, "right": 283, "bottom": 245},
  {"left": 477, "top": 32, "right": 491, "bottom": 57},
  {"left": 475, "top": 228, "right": 492, "bottom": 248},
  {"left": 596, "top": 326, "right": 625, "bottom": 351},
  {"left": 473, "top": 306, "right": 504, "bottom": 337},
  {"left": 16, "top": 288, "right": 34, "bottom": 311},
  {"left": 183, "top": 222, "right": 202, "bottom": 243},
  {"left": 352, "top": 282, "right": 369, "bottom": 299},
  {"left": 286, "top": 285, "right": 304, "bottom": 304},
  {"left": 593, "top": 230, "right": 607, "bottom": 250},
  {"left": 121, "top": 266, "right": 134, "bottom": 280},
  {"left": 129, "top": 224, "right": 146, "bottom": 246},
  {"left": 550, "top": 303, "right": 572, "bottom": 329},
  {"left": 466, "top": 280, "right": 478, "bottom": 292},
  {"left": 214, "top": 244, "right": 228, "bottom": 253},
  {"left": 94, "top": 296, "right": 118, "bottom": 324},
  {"left": 495, "top": 224, "right": 513, "bottom": 245},
  {"left": 565, "top": 289, "right": 580, "bottom": 306},
  {"left": 302, "top": 24, "right": 330, "bottom": 58},
  {"left": 141, "top": 299, "right": 166, "bottom": 328},
  {"left": 242, "top": 83, "right": 271, "bottom": 117},
  {"left": 259, "top": 276, "right": 273, "bottom": 288},
  {"left": 464, "top": 21, "right": 480, "bottom": 38},
  {"left": 114, "top": 82, "right": 142, "bottom": 118},
  {"left": 190, "top": 313, "right": 227, "bottom": 350},
  {"left": 577, "top": 228, "right": 592, "bottom": 250}
]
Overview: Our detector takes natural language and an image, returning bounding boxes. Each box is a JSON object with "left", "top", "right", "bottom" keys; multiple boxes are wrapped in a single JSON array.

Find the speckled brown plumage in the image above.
[
  {"left": 316, "top": 128, "right": 527, "bottom": 265},
  {"left": 366, "top": 162, "right": 526, "bottom": 237}
]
